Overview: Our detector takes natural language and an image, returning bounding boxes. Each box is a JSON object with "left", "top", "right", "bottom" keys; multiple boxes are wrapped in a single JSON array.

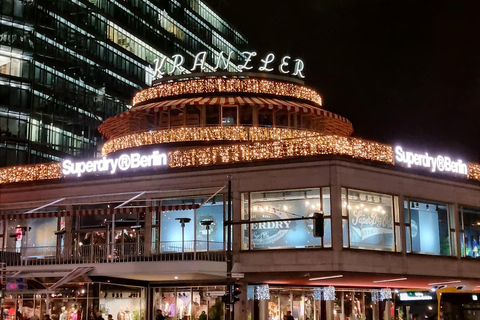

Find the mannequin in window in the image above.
[
  {"left": 60, "top": 308, "right": 68, "bottom": 320},
  {"left": 117, "top": 310, "right": 125, "bottom": 320}
]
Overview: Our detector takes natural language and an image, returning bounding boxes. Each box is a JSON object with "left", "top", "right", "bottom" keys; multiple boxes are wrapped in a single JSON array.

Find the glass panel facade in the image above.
[
  {"left": 404, "top": 199, "right": 453, "bottom": 256},
  {"left": 460, "top": 206, "right": 480, "bottom": 258},
  {"left": 241, "top": 188, "right": 331, "bottom": 250},
  {"left": 0, "top": 0, "right": 248, "bottom": 167},
  {"left": 151, "top": 286, "right": 225, "bottom": 320},
  {"left": 341, "top": 188, "right": 395, "bottom": 251}
]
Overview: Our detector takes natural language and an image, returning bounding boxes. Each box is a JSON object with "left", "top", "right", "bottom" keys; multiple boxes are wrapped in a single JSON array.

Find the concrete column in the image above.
[
  {"left": 372, "top": 303, "right": 378, "bottom": 320},
  {"left": 453, "top": 203, "right": 462, "bottom": 259},
  {"left": 259, "top": 299, "right": 268, "bottom": 320},
  {"left": 325, "top": 301, "right": 334, "bottom": 320},
  {"left": 383, "top": 301, "right": 392, "bottom": 320},
  {"left": 397, "top": 195, "right": 406, "bottom": 255},
  {"left": 329, "top": 165, "right": 343, "bottom": 253}
]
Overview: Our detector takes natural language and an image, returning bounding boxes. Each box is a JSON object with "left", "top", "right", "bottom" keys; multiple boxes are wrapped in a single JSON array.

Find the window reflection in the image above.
[
  {"left": 241, "top": 188, "right": 331, "bottom": 250},
  {"left": 404, "top": 199, "right": 453, "bottom": 256},
  {"left": 342, "top": 188, "right": 395, "bottom": 251}
]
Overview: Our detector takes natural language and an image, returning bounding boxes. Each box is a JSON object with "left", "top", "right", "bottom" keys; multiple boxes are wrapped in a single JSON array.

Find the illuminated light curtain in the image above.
[
  {"left": 380, "top": 288, "right": 392, "bottom": 301},
  {"left": 254, "top": 285, "right": 270, "bottom": 300},
  {"left": 371, "top": 290, "right": 380, "bottom": 303},
  {"left": 323, "top": 286, "right": 335, "bottom": 301},
  {"left": 313, "top": 289, "right": 322, "bottom": 301}
]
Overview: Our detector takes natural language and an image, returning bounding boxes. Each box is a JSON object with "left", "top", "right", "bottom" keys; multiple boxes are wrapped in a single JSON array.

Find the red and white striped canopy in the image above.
[
  {"left": 0, "top": 204, "right": 201, "bottom": 220},
  {"left": 118, "top": 96, "right": 351, "bottom": 125}
]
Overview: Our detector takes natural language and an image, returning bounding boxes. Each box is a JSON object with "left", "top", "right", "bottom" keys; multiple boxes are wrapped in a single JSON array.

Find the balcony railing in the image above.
[{"left": 0, "top": 241, "right": 226, "bottom": 266}]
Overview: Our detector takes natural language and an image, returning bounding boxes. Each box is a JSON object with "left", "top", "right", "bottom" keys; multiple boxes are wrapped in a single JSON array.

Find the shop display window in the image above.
[
  {"left": 342, "top": 188, "right": 397, "bottom": 252},
  {"left": 99, "top": 284, "right": 145, "bottom": 320},
  {"left": 152, "top": 287, "right": 224, "bottom": 320},
  {"left": 459, "top": 206, "right": 480, "bottom": 258},
  {"left": 3, "top": 293, "right": 46, "bottom": 320},
  {"left": 241, "top": 188, "right": 331, "bottom": 250},
  {"left": 404, "top": 200, "right": 454, "bottom": 256}
]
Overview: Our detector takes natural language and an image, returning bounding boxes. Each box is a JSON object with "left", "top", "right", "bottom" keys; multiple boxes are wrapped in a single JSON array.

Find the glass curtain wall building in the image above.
[{"left": 0, "top": 0, "right": 247, "bottom": 166}]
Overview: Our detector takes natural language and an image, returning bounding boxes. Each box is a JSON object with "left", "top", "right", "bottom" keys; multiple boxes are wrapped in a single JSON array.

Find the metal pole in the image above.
[
  {"left": 226, "top": 175, "right": 232, "bottom": 320},
  {"left": 206, "top": 225, "right": 210, "bottom": 253},
  {"left": 181, "top": 222, "right": 185, "bottom": 260}
]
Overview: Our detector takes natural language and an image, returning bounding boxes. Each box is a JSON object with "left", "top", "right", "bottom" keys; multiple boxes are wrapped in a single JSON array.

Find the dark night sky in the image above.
[{"left": 208, "top": 0, "right": 480, "bottom": 162}]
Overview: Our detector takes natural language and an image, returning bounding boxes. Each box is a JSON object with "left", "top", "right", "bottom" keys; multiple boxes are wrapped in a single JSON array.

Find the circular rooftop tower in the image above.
[{"left": 99, "top": 73, "right": 353, "bottom": 155}]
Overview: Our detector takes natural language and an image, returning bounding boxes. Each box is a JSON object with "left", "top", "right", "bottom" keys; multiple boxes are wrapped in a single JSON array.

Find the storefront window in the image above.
[
  {"left": 404, "top": 200, "right": 454, "bottom": 256},
  {"left": 152, "top": 287, "right": 224, "bottom": 320},
  {"left": 99, "top": 284, "right": 145, "bottom": 320},
  {"left": 241, "top": 188, "right": 331, "bottom": 250},
  {"left": 341, "top": 188, "right": 396, "bottom": 251},
  {"left": 1, "top": 283, "right": 144, "bottom": 320},
  {"left": 460, "top": 206, "right": 480, "bottom": 258}
]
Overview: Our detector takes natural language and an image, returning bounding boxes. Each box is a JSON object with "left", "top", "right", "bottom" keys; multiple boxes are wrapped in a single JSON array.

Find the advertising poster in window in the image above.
[
  {"left": 347, "top": 190, "right": 394, "bottom": 251},
  {"left": 249, "top": 189, "right": 327, "bottom": 249}
]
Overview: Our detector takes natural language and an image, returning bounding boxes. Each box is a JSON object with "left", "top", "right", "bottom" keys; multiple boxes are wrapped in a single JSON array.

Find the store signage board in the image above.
[
  {"left": 147, "top": 51, "right": 305, "bottom": 80},
  {"left": 62, "top": 151, "right": 167, "bottom": 178},
  {"left": 394, "top": 146, "right": 467, "bottom": 176},
  {"left": 6, "top": 277, "right": 27, "bottom": 290},
  {"left": 398, "top": 292, "right": 433, "bottom": 301}
]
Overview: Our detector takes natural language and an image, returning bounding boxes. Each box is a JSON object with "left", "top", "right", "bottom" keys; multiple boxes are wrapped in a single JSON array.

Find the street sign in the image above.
[{"left": 231, "top": 273, "right": 244, "bottom": 279}]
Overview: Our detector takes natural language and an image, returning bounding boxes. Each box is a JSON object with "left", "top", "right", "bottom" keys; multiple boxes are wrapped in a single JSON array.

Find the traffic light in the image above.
[
  {"left": 313, "top": 212, "right": 324, "bottom": 237},
  {"left": 232, "top": 283, "right": 241, "bottom": 303},
  {"left": 221, "top": 294, "right": 230, "bottom": 304}
]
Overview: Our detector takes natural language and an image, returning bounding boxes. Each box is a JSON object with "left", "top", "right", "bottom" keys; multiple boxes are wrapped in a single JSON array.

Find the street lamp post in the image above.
[
  {"left": 200, "top": 220, "right": 214, "bottom": 255},
  {"left": 175, "top": 218, "right": 191, "bottom": 260}
]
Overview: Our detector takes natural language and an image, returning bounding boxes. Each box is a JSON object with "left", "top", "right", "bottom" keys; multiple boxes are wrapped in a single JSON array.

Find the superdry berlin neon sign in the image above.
[
  {"left": 62, "top": 151, "right": 168, "bottom": 177},
  {"left": 148, "top": 51, "right": 305, "bottom": 80},
  {"left": 394, "top": 146, "right": 467, "bottom": 176}
]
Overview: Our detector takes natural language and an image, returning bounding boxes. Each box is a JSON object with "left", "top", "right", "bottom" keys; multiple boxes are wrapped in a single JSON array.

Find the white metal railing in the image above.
[{"left": 0, "top": 241, "right": 226, "bottom": 266}]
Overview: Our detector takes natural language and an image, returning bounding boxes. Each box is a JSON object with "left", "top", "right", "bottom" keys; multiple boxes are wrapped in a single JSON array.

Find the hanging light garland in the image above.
[
  {"left": 3, "top": 134, "right": 480, "bottom": 185},
  {"left": 313, "top": 289, "right": 323, "bottom": 301},
  {"left": 323, "top": 286, "right": 336, "bottom": 301},
  {"left": 254, "top": 284, "right": 270, "bottom": 300},
  {"left": 371, "top": 290, "right": 380, "bottom": 303},
  {"left": 132, "top": 78, "right": 322, "bottom": 107},
  {"left": 380, "top": 288, "right": 392, "bottom": 301}
]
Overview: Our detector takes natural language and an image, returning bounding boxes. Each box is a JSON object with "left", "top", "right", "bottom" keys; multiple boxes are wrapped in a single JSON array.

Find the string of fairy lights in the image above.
[
  {"left": 132, "top": 78, "right": 323, "bottom": 107},
  {"left": 102, "top": 127, "right": 324, "bottom": 156},
  {"left": 2, "top": 131, "right": 480, "bottom": 185}
]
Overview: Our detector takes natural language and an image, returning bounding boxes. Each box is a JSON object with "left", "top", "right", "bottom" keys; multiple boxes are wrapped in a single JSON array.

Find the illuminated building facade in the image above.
[
  {"left": 0, "top": 0, "right": 247, "bottom": 166},
  {"left": 2, "top": 73, "right": 480, "bottom": 320}
]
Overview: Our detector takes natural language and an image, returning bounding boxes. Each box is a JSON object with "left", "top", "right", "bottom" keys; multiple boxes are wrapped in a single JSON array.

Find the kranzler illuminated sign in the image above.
[
  {"left": 394, "top": 146, "right": 467, "bottom": 176},
  {"left": 62, "top": 151, "right": 167, "bottom": 177},
  {"left": 148, "top": 51, "right": 305, "bottom": 80}
]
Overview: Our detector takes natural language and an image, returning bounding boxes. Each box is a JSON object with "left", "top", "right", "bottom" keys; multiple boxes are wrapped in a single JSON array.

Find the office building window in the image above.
[
  {"left": 241, "top": 188, "right": 331, "bottom": 250},
  {"left": 341, "top": 188, "right": 398, "bottom": 252},
  {"left": 404, "top": 199, "right": 455, "bottom": 256}
]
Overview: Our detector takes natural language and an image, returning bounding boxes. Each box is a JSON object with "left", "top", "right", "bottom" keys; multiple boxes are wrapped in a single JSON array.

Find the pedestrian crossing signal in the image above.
[{"left": 232, "top": 284, "right": 241, "bottom": 303}]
